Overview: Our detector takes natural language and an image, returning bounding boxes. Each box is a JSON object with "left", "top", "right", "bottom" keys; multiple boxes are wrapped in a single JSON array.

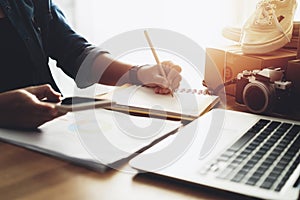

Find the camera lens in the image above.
[{"left": 243, "top": 81, "right": 274, "bottom": 113}]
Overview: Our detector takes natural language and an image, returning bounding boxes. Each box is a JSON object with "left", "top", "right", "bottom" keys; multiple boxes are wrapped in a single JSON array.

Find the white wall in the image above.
[
  {"left": 72, "top": 0, "right": 236, "bottom": 46},
  {"left": 71, "top": 0, "right": 300, "bottom": 46},
  {"left": 51, "top": 0, "right": 300, "bottom": 96}
]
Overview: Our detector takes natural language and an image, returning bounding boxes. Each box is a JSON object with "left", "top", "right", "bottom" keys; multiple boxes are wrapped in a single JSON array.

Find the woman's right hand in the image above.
[{"left": 137, "top": 61, "right": 182, "bottom": 94}]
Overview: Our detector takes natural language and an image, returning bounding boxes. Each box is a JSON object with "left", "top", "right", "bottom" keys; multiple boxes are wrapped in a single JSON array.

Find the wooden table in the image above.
[
  {"left": 1, "top": 95, "right": 298, "bottom": 200},
  {"left": 0, "top": 141, "right": 258, "bottom": 200}
]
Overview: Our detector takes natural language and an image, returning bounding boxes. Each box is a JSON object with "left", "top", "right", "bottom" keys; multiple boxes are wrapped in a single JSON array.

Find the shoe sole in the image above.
[
  {"left": 241, "top": 25, "right": 293, "bottom": 54},
  {"left": 222, "top": 22, "right": 300, "bottom": 46},
  {"left": 222, "top": 27, "right": 241, "bottom": 42}
]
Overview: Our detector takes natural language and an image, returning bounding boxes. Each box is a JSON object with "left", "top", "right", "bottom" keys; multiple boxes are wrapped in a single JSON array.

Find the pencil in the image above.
[{"left": 144, "top": 30, "right": 174, "bottom": 97}]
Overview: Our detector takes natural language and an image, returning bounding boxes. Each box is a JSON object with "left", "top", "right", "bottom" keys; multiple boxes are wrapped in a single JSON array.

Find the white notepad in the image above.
[{"left": 104, "top": 85, "right": 220, "bottom": 121}]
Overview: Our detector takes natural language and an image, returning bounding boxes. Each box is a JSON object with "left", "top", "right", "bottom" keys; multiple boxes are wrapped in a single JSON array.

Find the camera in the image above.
[{"left": 235, "top": 67, "right": 293, "bottom": 114}]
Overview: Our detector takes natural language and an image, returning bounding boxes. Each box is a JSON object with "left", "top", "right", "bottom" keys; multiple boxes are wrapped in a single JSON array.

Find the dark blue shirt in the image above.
[
  {"left": 0, "top": 16, "right": 36, "bottom": 92},
  {"left": 0, "top": 0, "right": 105, "bottom": 92}
]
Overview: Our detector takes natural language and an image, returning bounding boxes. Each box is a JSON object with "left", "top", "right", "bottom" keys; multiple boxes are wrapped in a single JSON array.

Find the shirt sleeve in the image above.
[{"left": 46, "top": 2, "right": 109, "bottom": 88}]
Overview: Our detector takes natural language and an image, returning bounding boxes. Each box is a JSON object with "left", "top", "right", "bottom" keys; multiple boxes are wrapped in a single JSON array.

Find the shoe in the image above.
[
  {"left": 222, "top": 26, "right": 241, "bottom": 42},
  {"left": 223, "top": 21, "right": 300, "bottom": 43},
  {"left": 222, "top": 21, "right": 300, "bottom": 48},
  {"left": 241, "top": 0, "right": 298, "bottom": 54}
]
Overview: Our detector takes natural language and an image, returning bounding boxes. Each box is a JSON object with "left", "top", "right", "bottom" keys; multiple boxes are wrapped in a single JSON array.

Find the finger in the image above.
[
  {"left": 166, "top": 69, "right": 181, "bottom": 89},
  {"left": 171, "top": 64, "right": 182, "bottom": 73},
  {"left": 160, "top": 88, "right": 171, "bottom": 94},
  {"left": 26, "top": 84, "right": 61, "bottom": 102},
  {"left": 154, "top": 87, "right": 160, "bottom": 93},
  {"left": 41, "top": 85, "right": 61, "bottom": 102},
  {"left": 144, "top": 83, "right": 158, "bottom": 88},
  {"left": 161, "top": 62, "right": 172, "bottom": 74},
  {"left": 171, "top": 75, "right": 182, "bottom": 90},
  {"left": 161, "top": 61, "right": 173, "bottom": 67},
  {"left": 161, "top": 61, "right": 182, "bottom": 73},
  {"left": 161, "top": 65, "right": 182, "bottom": 77},
  {"left": 154, "top": 87, "right": 171, "bottom": 94},
  {"left": 25, "top": 84, "right": 48, "bottom": 95},
  {"left": 22, "top": 88, "right": 58, "bottom": 113}
]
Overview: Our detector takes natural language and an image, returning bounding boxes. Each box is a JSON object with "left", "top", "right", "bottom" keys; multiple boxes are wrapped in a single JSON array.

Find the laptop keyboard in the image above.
[{"left": 201, "top": 119, "right": 300, "bottom": 192}]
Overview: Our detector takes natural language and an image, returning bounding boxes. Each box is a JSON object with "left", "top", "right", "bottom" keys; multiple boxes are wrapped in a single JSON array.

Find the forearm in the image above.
[
  {"left": 90, "top": 53, "right": 182, "bottom": 93},
  {"left": 92, "top": 53, "right": 132, "bottom": 86}
]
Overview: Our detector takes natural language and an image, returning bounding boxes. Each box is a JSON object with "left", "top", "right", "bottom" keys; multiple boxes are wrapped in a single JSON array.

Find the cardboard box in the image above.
[{"left": 205, "top": 45, "right": 297, "bottom": 96}]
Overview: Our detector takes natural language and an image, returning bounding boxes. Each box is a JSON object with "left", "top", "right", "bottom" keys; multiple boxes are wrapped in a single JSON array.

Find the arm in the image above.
[
  {"left": 91, "top": 53, "right": 182, "bottom": 94},
  {"left": 45, "top": 3, "right": 181, "bottom": 92},
  {"left": 46, "top": 3, "right": 107, "bottom": 88},
  {"left": 0, "top": 85, "right": 62, "bottom": 129}
]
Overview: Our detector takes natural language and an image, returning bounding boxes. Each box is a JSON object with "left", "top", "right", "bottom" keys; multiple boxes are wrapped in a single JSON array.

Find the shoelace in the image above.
[{"left": 254, "top": 0, "right": 291, "bottom": 42}]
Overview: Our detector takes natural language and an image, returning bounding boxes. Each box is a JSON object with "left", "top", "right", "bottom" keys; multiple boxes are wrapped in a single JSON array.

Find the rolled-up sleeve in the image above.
[{"left": 75, "top": 46, "right": 110, "bottom": 88}]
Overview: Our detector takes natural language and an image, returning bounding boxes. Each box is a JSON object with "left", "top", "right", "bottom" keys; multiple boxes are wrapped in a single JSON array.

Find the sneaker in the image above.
[
  {"left": 222, "top": 26, "right": 241, "bottom": 42},
  {"left": 241, "top": 0, "right": 297, "bottom": 54},
  {"left": 222, "top": 21, "right": 300, "bottom": 43}
]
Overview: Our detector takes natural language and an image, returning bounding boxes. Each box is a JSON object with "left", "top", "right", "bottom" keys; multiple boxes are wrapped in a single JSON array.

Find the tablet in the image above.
[{"left": 55, "top": 97, "right": 114, "bottom": 112}]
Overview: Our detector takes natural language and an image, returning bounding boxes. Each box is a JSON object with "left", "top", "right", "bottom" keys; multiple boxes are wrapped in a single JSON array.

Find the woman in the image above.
[
  {"left": 0, "top": 0, "right": 181, "bottom": 128},
  {"left": 0, "top": 0, "right": 181, "bottom": 93}
]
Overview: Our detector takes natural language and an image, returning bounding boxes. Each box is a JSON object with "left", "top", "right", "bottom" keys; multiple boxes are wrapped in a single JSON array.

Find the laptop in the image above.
[{"left": 129, "top": 109, "right": 300, "bottom": 200}]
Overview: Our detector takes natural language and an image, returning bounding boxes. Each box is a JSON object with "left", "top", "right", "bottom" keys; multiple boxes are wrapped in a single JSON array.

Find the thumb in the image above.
[{"left": 27, "top": 84, "right": 61, "bottom": 102}]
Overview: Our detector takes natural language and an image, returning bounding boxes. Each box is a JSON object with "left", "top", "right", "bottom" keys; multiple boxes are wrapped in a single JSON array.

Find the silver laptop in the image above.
[{"left": 129, "top": 109, "right": 300, "bottom": 200}]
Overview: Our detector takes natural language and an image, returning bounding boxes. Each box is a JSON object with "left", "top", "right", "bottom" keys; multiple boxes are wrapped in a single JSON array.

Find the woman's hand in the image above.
[
  {"left": 137, "top": 61, "right": 182, "bottom": 94},
  {"left": 0, "top": 84, "right": 62, "bottom": 129}
]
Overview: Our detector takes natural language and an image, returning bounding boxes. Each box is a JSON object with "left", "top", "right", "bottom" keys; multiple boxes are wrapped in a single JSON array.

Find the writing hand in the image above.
[{"left": 137, "top": 61, "right": 182, "bottom": 94}]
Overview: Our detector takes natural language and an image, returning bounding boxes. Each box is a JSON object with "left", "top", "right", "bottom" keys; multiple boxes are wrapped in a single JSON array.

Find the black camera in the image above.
[{"left": 235, "top": 68, "right": 293, "bottom": 114}]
